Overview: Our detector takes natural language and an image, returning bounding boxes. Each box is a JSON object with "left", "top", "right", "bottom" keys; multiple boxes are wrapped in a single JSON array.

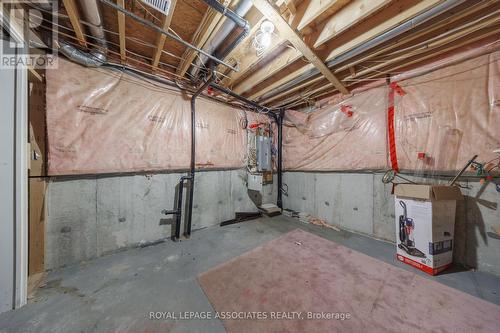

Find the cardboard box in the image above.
[{"left": 394, "top": 184, "right": 462, "bottom": 275}]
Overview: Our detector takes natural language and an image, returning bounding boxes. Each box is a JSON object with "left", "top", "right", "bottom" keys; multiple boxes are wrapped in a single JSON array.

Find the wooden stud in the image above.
[
  {"left": 284, "top": 0, "right": 296, "bottom": 15},
  {"left": 29, "top": 178, "right": 46, "bottom": 275},
  {"left": 117, "top": 0, "right": 126, "bottom": 63},
  {"left": 252, "top": 0, "right": 349, "bottom": 94},
  {"left": 152, "top": 0, "right": 178, "bottom": 69},
  {"left": 61, "top": 0, "right": 86, "bottom": 47}
]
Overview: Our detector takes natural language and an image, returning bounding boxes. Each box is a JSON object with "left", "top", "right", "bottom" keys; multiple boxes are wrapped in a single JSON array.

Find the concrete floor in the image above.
[{"left": 1, "top": 216, "right": 499, "bottom": 333}]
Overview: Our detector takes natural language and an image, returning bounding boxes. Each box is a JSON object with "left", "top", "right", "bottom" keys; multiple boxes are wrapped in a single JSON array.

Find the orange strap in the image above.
[{"left": 388, "top": 82, "right": 405, "bottom": 171}]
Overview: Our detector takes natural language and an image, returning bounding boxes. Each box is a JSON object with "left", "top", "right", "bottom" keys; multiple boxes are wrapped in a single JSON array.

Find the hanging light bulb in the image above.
[{"left": 252, "top": 20, "right": 275, "bottom": 55}]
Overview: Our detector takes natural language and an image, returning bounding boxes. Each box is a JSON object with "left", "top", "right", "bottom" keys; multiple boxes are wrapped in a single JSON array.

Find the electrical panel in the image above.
[{"left": 256, "top": 135, "right": 271, "bottom": 171}]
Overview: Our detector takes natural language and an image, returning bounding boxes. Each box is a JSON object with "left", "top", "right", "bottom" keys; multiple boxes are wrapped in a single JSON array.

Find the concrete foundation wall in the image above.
[
  {"left": 46, "top": 170, "right": 276, "bottom": 270},
  {"left": 283, "top": 171, "right": 500, "bottom": 276}
]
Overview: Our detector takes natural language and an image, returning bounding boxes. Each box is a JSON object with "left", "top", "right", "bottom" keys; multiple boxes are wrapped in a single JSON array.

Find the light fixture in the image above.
[
  {"left": 260, "top": 20, "right": 275, "bottom": 34},
  {"left": 252, "top": 20, "right": 275, "bottom": 55}
]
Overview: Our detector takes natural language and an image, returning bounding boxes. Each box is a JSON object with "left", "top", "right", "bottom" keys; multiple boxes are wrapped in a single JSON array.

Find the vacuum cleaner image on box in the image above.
[
  {"left": 398, "top": 201, "right": 426, "bottom": 258},
  {"left": 393, "top": 183, "right": 462, "bottom": 275}
]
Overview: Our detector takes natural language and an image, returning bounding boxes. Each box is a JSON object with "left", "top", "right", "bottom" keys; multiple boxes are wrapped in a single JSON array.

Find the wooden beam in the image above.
[
  {"left": 249, "top": 63, "right": 315, "bottom": 100},
  {"left": 284, "top": 0, "right": 296, "bottom": 15},
  {"left": 366, "top": 27, "right": 500, "bottom": 78},
  {"left": 240, "top": 0, "right": 438, "bottom": 101},
  {"left": 344, "top": 13, "right": 500, "bottom": 80},
  {"left": 61, "top": 0, "right": 86, "bottom": 47},
  {"left": 117, "top": 0, "right": 126, "bottom": 63},
  {"left": 252, "top": 0, "right": 349, "bottom": 94},
  {"left": 152, "top": 0, "right": 177, "bottom": 69},
  {"left": 219, "top": 38, "right": 284, "bottom": 87},
  {"left": 275, "top": 27, "right": 500, "bottom": 108},
  {"left": 262, "top": 75, "right": 324, "bottom": 104},
  {"left": 177, "top": 7, "right": 223, "bottom": 77},
  {"left": 314, "top": 0, "right": 391, "bottom": 48},
  {"left": 325, "top": 0, "right": 443, "bottom": 62},
  {"left": 296, "top": 0, "right": 351, "bottom": 31},
  {"left": 218, "top": 16, "right": 265, "bottom": 65},
  {"left": 222, "top": 1, "right": 312, "bottom": 88},
  {"left": 233, "top": 45, "right": 301, "bottom": 93},
  {"left": 334, "top": 0, "right": 499, "bottom": 73}
]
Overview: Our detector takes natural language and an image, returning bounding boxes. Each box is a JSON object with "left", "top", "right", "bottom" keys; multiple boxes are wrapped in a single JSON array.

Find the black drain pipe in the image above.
[
  {"left": 163, "top": 74, "right": 213, "bottom": 241},
  {"left": 164, "top": 80, "right": 277, "bottom": 239},
  {"left": 277, "top": 108, "right": 284, "bottom": 209},
  {"left": 164, "top": 1, "right": 254, "bottom": 240},
  {"left": 184, "top": 75, "right": 214, "bottom": 238},
  {"left": 162, "top": 175, "right": 191, "bottom": 241}
]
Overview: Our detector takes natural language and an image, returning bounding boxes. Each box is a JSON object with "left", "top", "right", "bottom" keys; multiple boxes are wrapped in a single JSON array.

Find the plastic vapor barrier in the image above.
[
  {"left": 46, "top": 58, "right": 255, "bottom": 175},
  {"left": 284, "top": 50, "right": 500, "bottom": 172},
  {"left": 283, "top": 87, "right": 388, "bottom": 171},
  {"left": 394, "top": 50, "right": 500, "bottom": 174}
]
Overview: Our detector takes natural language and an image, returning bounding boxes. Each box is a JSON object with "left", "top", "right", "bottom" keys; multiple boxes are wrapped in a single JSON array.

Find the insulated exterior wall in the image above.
[
  {"left": 283, "top": 87, "right": 388, "bottom": 170},
  {"left": 395, "top": 51, "right": 500, "bottom": 173},
  {"left": 45, "top": 58, "right": 251, "bottom": 175},
  {"left": 284, "top": 51, "right": 500, "bottom": 172}
]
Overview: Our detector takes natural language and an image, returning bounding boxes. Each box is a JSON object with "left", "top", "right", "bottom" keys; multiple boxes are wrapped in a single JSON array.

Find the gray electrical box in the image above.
[
  {"left": 256, "top": 135, "right": 271, "bottom": 171},
  {"left": 247, "top": 173, "right": 263, "bottom": 191}
]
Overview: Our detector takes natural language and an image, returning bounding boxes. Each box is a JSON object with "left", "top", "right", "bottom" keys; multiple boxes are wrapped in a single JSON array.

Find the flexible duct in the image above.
[
  {"left": 58, "top": 41, "right": 105, "bottom": 67},
  {"left": 59, "top": 0, "right": 107, "bottom": 66}
]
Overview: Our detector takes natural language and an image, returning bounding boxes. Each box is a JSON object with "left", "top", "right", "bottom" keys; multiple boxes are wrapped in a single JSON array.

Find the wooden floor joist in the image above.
[
  {"left": 334, "top": 0, "right": 499, "bottom": 74},
  {"left": 296, "top": 0, "right": 351, "bottom": 31},
  {"left": 152, "top": 0, "right": 177, "bottom": 69},
  {"left": 233, "top": 45, "right": 301, "bottom": 94},
  {"left": 314, "top": 0, "right": 392, "bottom": 48},
  {"left": 252, "top": 0, "right": 349, "bottom": 94},
  {"left": 58, "top": 0, "right": 499, "bottom": 109},
  {"left": 325, "top": 0, "right": 443, "bottom": 62},
  {"left": 117, "top": 0, "right": 126, "bottom": 63},
  {"left": 241, "top": 0, "right": 443, "bottom": 103},
  {"left": 61, "top": 0, "right": 86, "bottom": 47}
]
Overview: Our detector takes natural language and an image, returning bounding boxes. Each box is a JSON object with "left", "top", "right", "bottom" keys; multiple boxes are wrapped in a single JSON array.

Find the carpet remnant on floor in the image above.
[{"left": 198, "top": 229, "right": 500, "bottom": 332}]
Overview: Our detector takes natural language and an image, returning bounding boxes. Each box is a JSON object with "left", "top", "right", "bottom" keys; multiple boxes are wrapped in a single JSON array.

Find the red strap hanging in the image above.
[{"left": 387, "top": 82, "right": 405, "bottom": 171}]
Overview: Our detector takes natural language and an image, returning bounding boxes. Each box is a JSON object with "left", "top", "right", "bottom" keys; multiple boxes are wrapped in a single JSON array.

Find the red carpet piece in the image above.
[{"left": 198, "top": 229, "right": 500, "bottom": 332}]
